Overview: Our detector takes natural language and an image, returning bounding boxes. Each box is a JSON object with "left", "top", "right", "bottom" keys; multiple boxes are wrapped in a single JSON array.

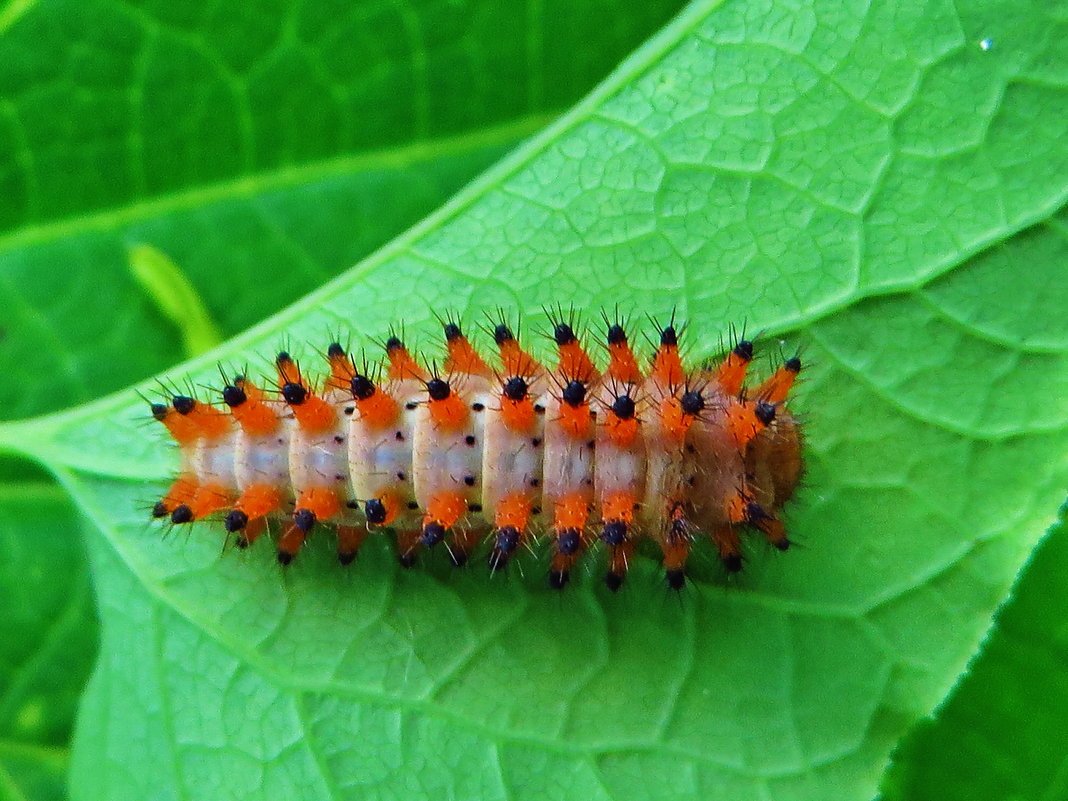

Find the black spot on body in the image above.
[
  {"left": 406, "top": 402, "right": 418, "bottom": 410},
  {"left": 395, "top": 431, "right": 405, "bottom": 441},
  {"left": 465, "top": 435, "right": 476, "bottom": 446},
  {"left": 472, "top": 402, "right": 485, "bottom": 412},
  {"left": 294, "top": 508, "right": 317, "bottom": 532},
  {"left": 468, "top": 503, "right": 482, "bottom": 513},
  {"left": 334, "top": 435, "right": 344, "bottom": 444},
  {"left": 464, "top": 475, "right": 476, "bottom": 486}
]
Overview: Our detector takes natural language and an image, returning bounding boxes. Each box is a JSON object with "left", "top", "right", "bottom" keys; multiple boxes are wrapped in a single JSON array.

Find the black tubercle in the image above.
[
  {"left": 733, "top": 340, "right": 754, "bottom": 361},
  {"left": 282, "top": 383, "right": 307, "bottom": 405},
  {"left": 493, "top": 323, "right": 514, "bottom": 345},
  {"left": 338, "top": 551, "right": 357, "bottom": 566},
  {"left": 660, "top": 326, "right": 678, "bottom": 347},
  {"left": 562, "top": 380, "right": 586, "bottom": 407},
  {"left": 607, "top": 324, "right": 627, "bottom": 345},
  {"left": 601, "top": 521, "right": 627, "bottom": 546},
  {"left": 172, "top": 396, "right": 195, "bottom": 415},
  {"left": 385, "top": 336, "right": 404, "bottom": 352},
  {"left": 503, "top": 376, "right": 528, "bottom": 401},
  {"left": 785, "top": 356, "right": 802, "bottom": 373},
  {"left": 350, "top": 374, "right": 375, "bottom": 400},
  {"left": 398, "top": 553, "right": 417, "bottom": 569},
  {"left": 170, "top": 505, "right": 193, "bottom": 524},
  {"left": 222, "top": 384, "right": 247, "bottom": 407},
  {"left": 277, "top": 551, "right": 293, "bottom": 566},
  {"left": 225, "top": 510, "right": 248, "bottom": 532},
  {"left": 495, "top": 526, "right": 520, "bottom": 554},
  {"left": 151, "top": 501, "right": 168, "bottom": 518},
  {"left": 426, "top": 378, "right": 450, "bottom": 401},
  {"left": 327, "top": 342, "right": 346, "bottom": 358},
  {"left": 150, "top": 403, "right": 168, "bottom": 421},
  {"left": 275, "top": 351, "right": 291, "bottom": 365},
  {"left": 745, "top": 502, "right": 771, "bottom": 527},
  {"left": 421, "top": 521, "right": 446, "bottom": 547},
  {"left": 680, "top": 389, "right": 705, "bottom": 416},
  {"left": 604, "top": 572, "right": 624, "bottom": 592},
  {"left": 557, "top": 528, "right": 581, "bottom": 555},
  {"left": 722, "top": 553, "right": 743, "bottom": 573},
  {"left": 294, "top": 508, "right": 317, "bottom": 532},
  {"left": 365, "top": 498, "right": 387, "bottom": 525},
  {"left": 549, "top": 570, "right": 570, "bottom": 590},
  {"left": 755, "top": 401, "right": 776, "bottom": 425},
  {"left": 666, "top": 569, "right": 686, "bottom": 591},
  {"left": 611, "top": 394, "right": 636, "bottom": 420},
  {"left": 554, "top": 322, "right": 576, "bottom": 345},
  {"left": 449, "top": 550, "right": 468, "bottom": 567},
  {"left": 443, "top": 322, "right": 462, "bottom": 341}
]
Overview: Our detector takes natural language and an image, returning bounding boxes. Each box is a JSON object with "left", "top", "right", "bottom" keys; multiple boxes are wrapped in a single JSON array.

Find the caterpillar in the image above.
[{"left": 149, "top": 313, "right": 803, "bottom": 591}]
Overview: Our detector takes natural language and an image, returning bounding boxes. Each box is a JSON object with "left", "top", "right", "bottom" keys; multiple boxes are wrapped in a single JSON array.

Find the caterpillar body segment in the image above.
[{"left": 152, "top": 317, "right": 804, "bottom": 590}]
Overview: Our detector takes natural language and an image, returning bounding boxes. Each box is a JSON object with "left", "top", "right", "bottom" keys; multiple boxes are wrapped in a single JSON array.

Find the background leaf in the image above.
[
  {"left": 0, "top": 1, "right": 686, "bottom": 798},
  {"left": 2, "top": 0, "right": 1068, "bottom": 799},
  {"left": 881, "top": 508, "right": 1068, "bottom": 801}
]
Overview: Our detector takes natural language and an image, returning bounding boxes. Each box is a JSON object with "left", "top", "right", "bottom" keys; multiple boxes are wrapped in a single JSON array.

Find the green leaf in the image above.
[
  {"left": 0, "top": 2, "right": 688, "bottom": 800},
  {"left": 0, "top": 477, "right": 95, "bottom": 801},
  {"left": 1, "top": 0, "right": 1067, "bottom": 800},
  {"left": 881, "top": 506, "right": 1068, "bottom": 801}
]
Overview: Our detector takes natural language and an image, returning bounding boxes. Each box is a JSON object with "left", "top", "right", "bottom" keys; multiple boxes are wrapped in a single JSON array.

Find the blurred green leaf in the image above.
[{"left": 881, "top": 507, "right": 1068, "bottom": 801}]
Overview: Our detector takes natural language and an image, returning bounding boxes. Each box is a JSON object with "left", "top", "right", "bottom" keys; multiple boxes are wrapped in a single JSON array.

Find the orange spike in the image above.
[
  {"left": 157, "top": 475, "right": 197, "bottom": 514},
  {"left": 602, "top": 490, "right": 637, "bottom": 526},
  {"left": 337, "top": 525, "right": 367, "bottom": 564},
  {"left": 494, "top": 492, "right": 532, "bottom": 532},
  {"left": 153, "top": 403, "right": 200, "bottom": 446},
  {"left": 295, "top": 487, "right": 342, "bottom": 524},
  {"left": 650, "top": 324, "right": 685, "bottom": 386},
  {"left": 607, "top": 342, "right": 643, "bottom": 383},
  {"left": 277, "top": 522, "right": 307, "bottom": 564},
  {"left": 239, "top": 516, "right": 267, "bottom": 548},
  {"left": 276, "top": 353, "right": 337, "bottom": 434},
  {"left": 385, "top": 336, "right": 428, "bottom": 381},
  {"left": 603, "top": 403, "right": 640, "bottom": 448},
  {"left": 716, "top": 339, "right": 754, "bottom": 396},
  {"left": 233, "top": 483, "right": 282, "bottom": 521},
  {"left": 423, "top": 490, "right": 467, "bottom": 530},
  {"left": 553, "top": 492, "right": 590, "bottom": 532},
  {"left": 755, "top": 357, "right": 801, "bottom": 404},
  {"left": 443, "top": 322, "right": 492, "bottom": 377},
  {"left": 499, "top": 392, "right": 536, "bottom": 434},
  {"left": 426, "top": 378, "right": 468, "bottom": 432},
  {"left": 188, "top": 483, "right": 232, "bottom": 520},
  {"left": 224, "top": 377, "right": 279, "bottom": 436},
  {"left": 353, "top": 384, "right": 399, "bottom": 430},
  {"left": 725, "top": 398, "right": 775, "bottom": 449},
  {"left": 327, "top": 343, "right": 356, "bottom": 387}
]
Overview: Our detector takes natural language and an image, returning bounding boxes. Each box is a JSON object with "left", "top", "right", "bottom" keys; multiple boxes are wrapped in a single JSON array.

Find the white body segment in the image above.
[
  {"left": 412, "top": 387, "right": 491, "bottom": 510},
  {"left": 234, "top": 426, "right": 292, "bottom": 497},
  {"left": 193, "top": 429, "right": 239, "bottom": 492},
  {"left": 347, "top": 386, "right": 421, "bottom": 507},
  {"left": 481, "top": 397, "right": 545, "bottom": 519},
  {"left": 540, "top": 395, "right": 595, "bottom": 508}
]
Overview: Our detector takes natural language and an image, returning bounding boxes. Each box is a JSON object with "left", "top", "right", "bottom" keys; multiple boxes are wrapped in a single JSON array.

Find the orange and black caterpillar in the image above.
[{"left": 149, "top": 313, "right": 803, "bottom": 591}]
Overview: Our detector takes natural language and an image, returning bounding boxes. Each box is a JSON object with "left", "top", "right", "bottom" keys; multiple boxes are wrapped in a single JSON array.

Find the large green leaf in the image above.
[
  {"left": 2, "top": 0, "right": 1067, "bottom": 799},
  {"left": 0, "top": 1, "right": 687, "bottom": 799}
]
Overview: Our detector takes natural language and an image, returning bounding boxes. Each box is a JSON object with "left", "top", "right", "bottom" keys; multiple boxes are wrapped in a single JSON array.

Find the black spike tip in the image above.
[
  {"left": 426, "top": 378, "right": 450, "bottom": 401},
  {"left": 224, "top": 509, "right": 248, "bottom": 533},
  {"left": 605, "top": 572, "right": 625, "bottom": 592},
  {"left": 666, "top": 569, "right": 686, "bottom": 591},
  {"left": 365, "top": 498, "right": 387, "bottom": 525},
  {"left": 421, "top": 521, "right": 446, "bottom": 547},
  {"left": 733, "top": 340, "right": 754, "bottom": 361},
  {"left": 293, "top": 508, "right": 317, "bottom": 533},
  {"left": 502, "top": 376, "right": 528, "bottom": 401},
  {"left": 222, "top": 384, "right": 246, "bottom": 407},
  {"left": 549, "top": 570, "right": 570, "bottom": 590},
  {"left": 327, "top": 342, "right": 346, "bottom": 358},
  {"left": 755, "top": 401, "right": 776, "bottom": 426},
  {"left": 601, "top": 521, "right": 627, "bottom": 546},
  {"left": 170, "top": 504, "right": 193, "bottom": 524}
]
